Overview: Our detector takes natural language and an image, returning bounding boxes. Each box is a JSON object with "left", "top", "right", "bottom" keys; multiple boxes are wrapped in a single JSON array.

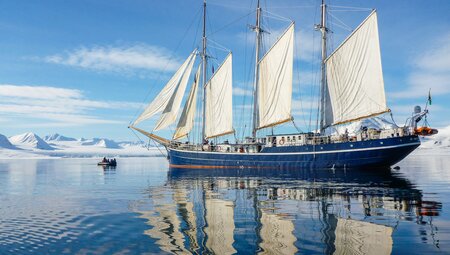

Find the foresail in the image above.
[
  {"left": 173, "top": 65, "right": 201, "bottom": 140},
  {"left": 257, "top": 23, "right": 294, "bottom": 130},
  {"left": 205, "top": 53, "right": 234, "bottom": 139},
  {"left": 325, "top": 11, "right": 389, "bottom": 126},
  {"left": 133, "top": 50, "right": 197, "bottom": 126},
  {"left": 153, "top": 53, "right": 196, "bottom": 131}
]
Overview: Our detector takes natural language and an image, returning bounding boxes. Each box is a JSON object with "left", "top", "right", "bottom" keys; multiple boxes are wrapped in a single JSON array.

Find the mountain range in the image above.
[{"left": 0, "top": 132, "right": 156, "bottom": 158}]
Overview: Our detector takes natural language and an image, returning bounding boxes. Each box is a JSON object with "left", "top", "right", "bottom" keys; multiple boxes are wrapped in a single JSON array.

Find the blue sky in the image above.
[{"left": 0, "top": 0, "right": 449, "bottom": 141}]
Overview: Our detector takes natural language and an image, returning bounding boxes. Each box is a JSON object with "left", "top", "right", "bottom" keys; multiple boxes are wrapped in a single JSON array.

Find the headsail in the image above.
[
  {"left": 325, "top": 11, "right": 389, "bottom": 126},
  {"left": 173, "top": 66, "right": 201, "bottom": 140},
  {"left": 154, "top": 53, "right": 197, "bottom": 131},
  {"left": 205, "top": 53, "right": 234, "bottom": 139},
  {"left": 257, "top": 23, "right": 294, "bottom": 130},
  {"left": 133, "top": 50, "right": 197, "bottom": 126}
]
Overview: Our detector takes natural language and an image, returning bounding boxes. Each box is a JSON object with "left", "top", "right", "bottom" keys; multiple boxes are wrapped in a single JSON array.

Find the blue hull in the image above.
[{"left": 168, "top": 135, "right": 420, "bottom": 169}]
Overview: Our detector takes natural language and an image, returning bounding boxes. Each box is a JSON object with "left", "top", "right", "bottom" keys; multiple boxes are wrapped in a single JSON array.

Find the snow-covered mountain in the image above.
[
  {"left": 0, "top": 132, "right": 160, "bottom": 158},
  {"left": 44, "top": 133, "right": 77, "bottom": 142},
  {"left": 0, "top": 134, "right": 17, "bottom": 149},
  {"left": 79, "top": 138, "right": 121, "bottom": 149},
  {"left": 331, "top": 117, "right": 397, "bottom": 136},
  {"left": 9, "top": 132, "right": 55, "bottom": 150},
  {"left": 118, "top": 140, "right": 147, "bottom": 147}
]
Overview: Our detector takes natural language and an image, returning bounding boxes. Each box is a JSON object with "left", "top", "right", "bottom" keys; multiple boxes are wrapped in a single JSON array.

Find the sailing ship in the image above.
[{"left": 130, "top": 0, "right": 434, "bottom": 169}]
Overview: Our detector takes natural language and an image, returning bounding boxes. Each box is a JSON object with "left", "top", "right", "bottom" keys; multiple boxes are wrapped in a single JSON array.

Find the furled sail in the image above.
[
  {"left": 205, "top": 53, "right": 234, "bottom": 139},
  {"left": 325, "top": 11, "right": 389, "bottom": 126},
  {"left": 153, "top": 53, "right": 196, "bottom": 131},
  {"left": 133, "top": 50, "right": 197, "bottom": 126},
  {"left": 173, "top": 65, "right": 201, "bottom": 140},
  {"left": 257, "top": 23, "right": 294, "bottom": 130}
]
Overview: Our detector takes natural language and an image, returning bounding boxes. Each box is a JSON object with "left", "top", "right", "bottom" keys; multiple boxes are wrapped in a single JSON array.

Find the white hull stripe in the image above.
[{"left": 169, "top": 141, "right": 420, "bottom": 156}]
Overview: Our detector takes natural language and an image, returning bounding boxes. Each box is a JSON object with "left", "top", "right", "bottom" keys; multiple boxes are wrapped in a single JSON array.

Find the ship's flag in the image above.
[{"left": 428, "top": 89, "right": 432, "bottom": 105}]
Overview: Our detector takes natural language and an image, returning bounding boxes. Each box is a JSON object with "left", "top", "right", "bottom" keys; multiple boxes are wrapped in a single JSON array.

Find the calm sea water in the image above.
[{"left": 0, "top": 154, "right": 449, "bottom": 254}]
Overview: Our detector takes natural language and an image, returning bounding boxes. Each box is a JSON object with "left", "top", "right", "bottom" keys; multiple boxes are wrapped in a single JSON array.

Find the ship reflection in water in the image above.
[{"left": 135, "top": 167, "right": 442, "bottom": 254}]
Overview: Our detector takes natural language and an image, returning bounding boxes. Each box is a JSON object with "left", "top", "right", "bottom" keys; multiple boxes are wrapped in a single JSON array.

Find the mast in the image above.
[
  {"left": 252, "top": 0, "right": 262, "bottom": 139},
  {"left": 201, "top": 0, "right": 207, "bottom": 141},
  {"left": 319, "top": 0, "right": 328, "bottom": 133}
]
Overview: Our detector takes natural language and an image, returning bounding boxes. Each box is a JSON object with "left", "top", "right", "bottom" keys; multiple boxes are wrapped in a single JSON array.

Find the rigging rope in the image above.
[
  {"left": 327, "top": 5, "right": 373, "bottom": 11},
  {"left": 206, "top": 1, "right": 253, "bottom": 11},
  {"left": 129, "top": 128, "right": 167, "bottom": 157},
  {"left": 291, "top": 119, "right": 303, "bottom": 133},
  {"left": 262, "top": 10, "right": 292, "bottom": 22},
  {"left": 327, "top": 11, "right": 353, "bottom": 32},
  {"left": 308, "top": 4, "right": 320, "bottom": 132},
  {"left": 208, "top": 40, "right": 230, "bottom": 53},
  {"left": 208, "top": 11, "right": 255, "bottom": 36},
  {"left": 271, "top": 5, "right": 316, "bottom": 9},
  {"left": 129, "top": 6, "right": 202, "bottom": 124}
]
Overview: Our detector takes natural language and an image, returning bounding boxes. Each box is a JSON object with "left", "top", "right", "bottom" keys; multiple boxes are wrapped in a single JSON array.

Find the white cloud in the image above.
[
  {"left": 44, "top": 44, "right": 182, "bottom": 74},
  {"left": 267, "top": 27, "right": 318, "bottom": 62},
  {"left": 233, "top": 87, "right": 252, "bottom": 96},
  {"left": 235, "top": 104, "right": 253, "bottom": 110},
  {"left": 0, "top": 84, "right": 142, "bottom": 126},
  {"left": 293, "top": 71, "right": 320, "bottom": 94},
  {"left": 0, "top": 84, "right": 82, "bottom": 99},
  {"left": 391, "top": 33, "right": 450, "bottom": 99},
  {"left": 415, "top": 35, "right": 450, "bottom": 72},
  {"left": 34, "top": 113, "right": 123, "bottom": 126},
  {"left": 295, "top": 28, "right": 318, "bottom": 62}
]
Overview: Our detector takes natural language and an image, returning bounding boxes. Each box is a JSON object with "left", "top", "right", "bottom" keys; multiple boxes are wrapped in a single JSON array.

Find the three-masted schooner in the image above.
[{"left": 130, "top": 0, "right": 433, "bottom": 169}]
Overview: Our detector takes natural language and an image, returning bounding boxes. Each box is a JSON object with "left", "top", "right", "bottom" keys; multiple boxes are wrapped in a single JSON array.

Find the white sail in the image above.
[
  {"left": 173, "top": 65, "right": 201, "bottom": 140},
  {"left": 325, "top": 11, "right": 389, "bottom": 126},
  {"left": 153, "top": 53, "right": 196, "bottom": 131},
  {"left": 133, "top": 50, "right": 197, "bottom": 126},
  {"left": 257, "top": 23, "right": 294, "bottom": 130},
  {"left": 205, "top": 53, "right": 234, "bottom": 139}
]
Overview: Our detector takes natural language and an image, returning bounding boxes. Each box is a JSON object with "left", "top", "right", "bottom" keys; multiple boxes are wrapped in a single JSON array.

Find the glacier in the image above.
[{"left": 0, "top": 132, "right": 163, "bottom": 159}]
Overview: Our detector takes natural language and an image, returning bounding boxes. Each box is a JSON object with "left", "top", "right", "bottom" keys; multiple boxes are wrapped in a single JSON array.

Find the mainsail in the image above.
[
  {"left": 133, "top": 50, "right": 197, "bottom": 126},
  {"left": 154, "top": 53, "right": 196, "bottom": 131},
  {"left": 257, "top": 23, "right": 294, "bottom": 130},
  {"left": 205, "top": 53, "right": 234, "bottom": 139},
  {"left": 173, "top": 66, "right": 201, "bottom": 140},
  {"left": 325, "top": 11, "right": 389, "bottom": 126}
]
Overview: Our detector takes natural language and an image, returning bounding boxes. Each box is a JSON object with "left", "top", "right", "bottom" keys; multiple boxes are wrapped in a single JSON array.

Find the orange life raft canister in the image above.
[{"left": 414, "top": 126, "right": 438, "bottom": 136}]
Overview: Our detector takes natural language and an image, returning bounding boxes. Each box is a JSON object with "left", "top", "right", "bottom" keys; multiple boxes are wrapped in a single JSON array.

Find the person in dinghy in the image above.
[{"left": 98, "top": 157, "right": 117, "bottom": 166}]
